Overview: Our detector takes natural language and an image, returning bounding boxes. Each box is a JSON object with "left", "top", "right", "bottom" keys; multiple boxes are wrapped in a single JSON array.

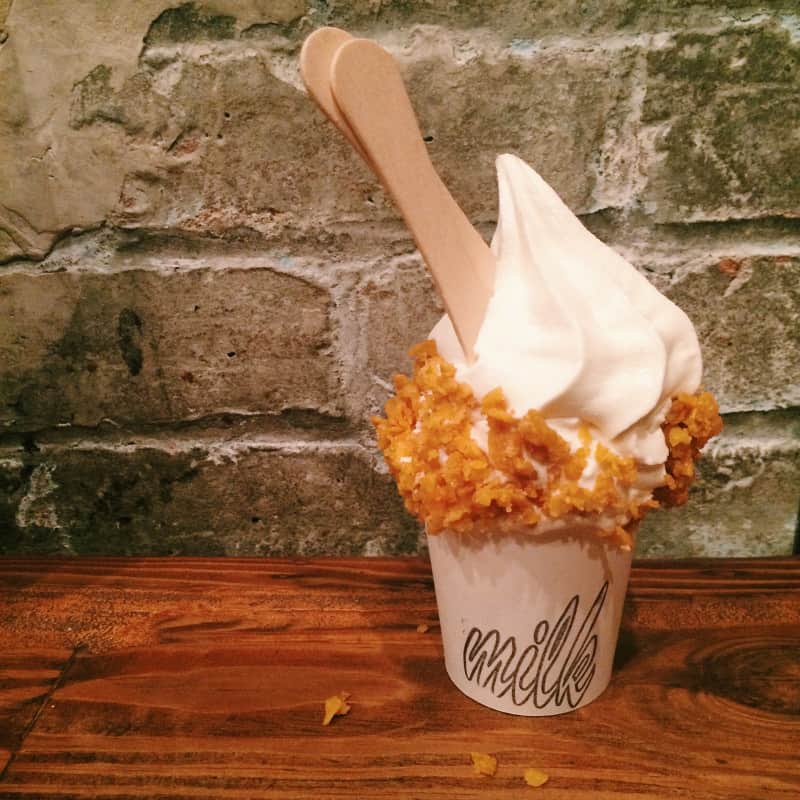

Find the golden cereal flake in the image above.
[
  {"left": 523, "top": 768, "right": 549, "bottom": 787},
  {"left": 322, "top": 692, "right": 351, "bottom": 726},
  {"left": 373, "top": 341, "right": 722, "bottom": 545},
  {"left": 655, "top": 391, "right": 723, "bottom": 507},
  {"left": 470, "top": 752, "right": 498, "bottom": 777}
]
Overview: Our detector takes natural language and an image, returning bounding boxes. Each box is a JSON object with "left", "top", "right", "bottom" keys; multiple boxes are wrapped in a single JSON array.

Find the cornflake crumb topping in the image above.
[
  {"left": 373, "top": 341, "right": 722, "bottom": 548},
  {"left": 322, "top": 692, "right": 351, "bottom": 726},
  {"left": 523, "top": 768, "right": 549, "bottom": 787},
  {"left": 470, "top": 752, "right": 498, "bottom": 777}
]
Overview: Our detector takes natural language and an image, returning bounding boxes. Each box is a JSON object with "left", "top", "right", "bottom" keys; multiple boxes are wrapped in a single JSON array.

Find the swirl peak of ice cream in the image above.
[{"left": 431, "top": 154, "right": 703, "bottom": 468}]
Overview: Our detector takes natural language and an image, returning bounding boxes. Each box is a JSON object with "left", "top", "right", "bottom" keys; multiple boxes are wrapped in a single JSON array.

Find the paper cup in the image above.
[{"left": 427, "top": 527, "right": 633, "bottom": 716}]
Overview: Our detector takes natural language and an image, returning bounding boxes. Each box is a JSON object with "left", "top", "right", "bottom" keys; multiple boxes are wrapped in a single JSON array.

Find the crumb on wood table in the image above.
[
  {"left": 470, "top": 752, "right": 498, "bottom": 777},
  {"left": 322, "top": 692, "right": 352, "bottom": 726}
]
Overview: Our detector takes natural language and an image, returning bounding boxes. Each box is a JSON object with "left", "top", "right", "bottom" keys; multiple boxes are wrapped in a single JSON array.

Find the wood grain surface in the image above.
[{"left": 0, "top": 557, "right": 798, "bottom": 799}]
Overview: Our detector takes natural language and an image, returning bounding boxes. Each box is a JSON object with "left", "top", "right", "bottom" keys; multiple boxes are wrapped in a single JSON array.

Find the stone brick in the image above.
[
  {"left": 0, "top": 1, "right": 331, "bottom": 262},
  {"left": 0, "top": 31, "right": 399, "bottom": 260},
  {"left": 0, "top": 441, "right": 421, "bottom": 556},
  {"left": 0, "top": 1, "right": 161, "bottom": 261},
  {"left": 637, "top": 410, "right": 800, "bottom": 558},
  {"left": 95, "top": 38, "right": 629, "bottom": 230},
  {"left": 144, "top": 3, "right": 237, "bottom": 44},
  {"left": 145, "top": 1, "right": 309, "bottom": 42},
  {"left": 404, "top": 42, "right": 633, "bottom": 218},
  {"left": 324, "top": 1, "right": 800, "bottom": 38},
  {"left": 0, "top": 264, "right": 338, "bottom": 432},
  {"left": 641, "top": 21, "right": 800, "bottom": 221},
  {"left": 353, "top": 256, "right": 443, "bottom": 421},
  {"left": 663, "top": 255, "right": 800, "bottom": 413},
  {"left": 104, "top": 52, "right": 382, "bottom": 235}
]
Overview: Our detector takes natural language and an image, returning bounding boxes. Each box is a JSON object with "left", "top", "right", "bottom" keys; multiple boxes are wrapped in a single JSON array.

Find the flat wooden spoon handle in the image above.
[
  {"left": 330, "top": 39, "right": 494, "bottom": 362},
  {"left": 299, "top": 27, "right": 370, "bottom": 163}
]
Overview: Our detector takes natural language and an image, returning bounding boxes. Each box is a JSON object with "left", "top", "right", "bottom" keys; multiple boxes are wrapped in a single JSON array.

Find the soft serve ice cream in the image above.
[{"left": 374, "top": 154, "right": 722, "bottom": 547}]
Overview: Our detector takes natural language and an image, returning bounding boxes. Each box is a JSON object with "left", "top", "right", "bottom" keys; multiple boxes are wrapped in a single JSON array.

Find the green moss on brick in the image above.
[{"left": 144, "top": 3, "right": 236, "bottom": 45}]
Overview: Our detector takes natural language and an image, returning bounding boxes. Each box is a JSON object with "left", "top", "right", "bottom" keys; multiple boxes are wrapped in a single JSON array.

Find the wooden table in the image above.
[{"left": 0, "top": 557, "right": 798, "bottom": 799}]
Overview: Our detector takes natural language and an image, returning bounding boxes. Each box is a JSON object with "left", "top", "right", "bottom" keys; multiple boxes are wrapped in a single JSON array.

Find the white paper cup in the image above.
[{"left": 427, "top": 527, "right": 633, "bottom": 716}]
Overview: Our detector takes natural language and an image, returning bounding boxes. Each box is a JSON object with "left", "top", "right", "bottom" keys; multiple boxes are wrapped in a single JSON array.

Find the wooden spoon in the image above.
[
  {"left": 330, "top": 38, "right": 494, "bottom": 362},
  {"left": 300, "top": 34, "right": 492, "bottom": 363},
  {"left": 299, "top": 27, "right": 370, "bottom": 163}
]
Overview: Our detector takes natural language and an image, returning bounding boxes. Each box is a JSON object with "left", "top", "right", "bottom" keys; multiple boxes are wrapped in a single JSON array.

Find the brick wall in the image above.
[{"left": 1, "top": 1, "right": 798, "bottom": 557}]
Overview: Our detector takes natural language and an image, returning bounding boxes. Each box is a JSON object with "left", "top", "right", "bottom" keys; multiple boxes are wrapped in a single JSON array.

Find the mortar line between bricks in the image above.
[
  {"left": 0, "top": 645, "right": 85, "bottom": 784},
  {"left": 138, "top": 18, "right": 778, "bottom": 61},
  {"left": 0, "top": 414, "right": 365, "bottom": 450},
  {"left": 0, "top": 432, "right": 375, "bottom": 457},
  {"left": 3, "top": 217, "right": 800, "bottom": 275},
  {"left": 1, "top": 408, "right": 797, "bottom": 455}
]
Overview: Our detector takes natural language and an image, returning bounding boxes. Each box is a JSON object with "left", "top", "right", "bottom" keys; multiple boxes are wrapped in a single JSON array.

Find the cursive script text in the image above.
[{"left": 462, "top": 582, "right": 609, "bottom": 710}]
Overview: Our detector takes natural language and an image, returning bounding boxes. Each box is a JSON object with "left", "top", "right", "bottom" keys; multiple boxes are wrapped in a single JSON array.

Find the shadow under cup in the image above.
[{"left": 426, "top": 527, "right": 633, "bottom": 716}]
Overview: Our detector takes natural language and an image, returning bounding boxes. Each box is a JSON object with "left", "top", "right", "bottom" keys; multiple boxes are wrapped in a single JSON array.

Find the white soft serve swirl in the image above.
[{"left": 431, "top": 154, "right": 703, "bottom": 477}]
